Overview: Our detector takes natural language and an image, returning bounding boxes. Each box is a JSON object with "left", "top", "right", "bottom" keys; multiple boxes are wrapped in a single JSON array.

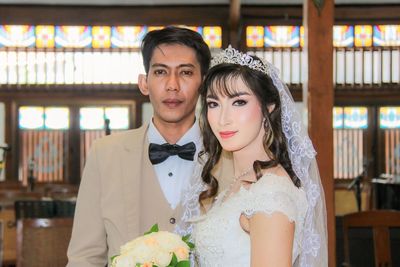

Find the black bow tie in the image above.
[{"left": 148, "top": 142, "right": 196, "bottom": 165}]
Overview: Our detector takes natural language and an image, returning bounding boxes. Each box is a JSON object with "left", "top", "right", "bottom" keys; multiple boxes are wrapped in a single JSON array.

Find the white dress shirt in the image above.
[{"left": 147, "top": 119, "right": 201, "bottom": 210}]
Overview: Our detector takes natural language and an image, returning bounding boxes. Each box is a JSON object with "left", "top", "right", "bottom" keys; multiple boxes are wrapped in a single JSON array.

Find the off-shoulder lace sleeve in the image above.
[{"left": 241, "top": 174, "right": 307, "bottom": 225}]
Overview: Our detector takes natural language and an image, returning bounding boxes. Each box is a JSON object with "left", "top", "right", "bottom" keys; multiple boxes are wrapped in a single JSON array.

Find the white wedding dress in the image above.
[{"left": 192, "top": 173, "right": 308, "bottom": 267}]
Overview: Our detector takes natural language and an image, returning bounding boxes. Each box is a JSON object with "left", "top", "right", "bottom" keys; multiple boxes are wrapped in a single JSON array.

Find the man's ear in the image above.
[{"left": 138, "top": 74, "right": 149, "bottom": 96}]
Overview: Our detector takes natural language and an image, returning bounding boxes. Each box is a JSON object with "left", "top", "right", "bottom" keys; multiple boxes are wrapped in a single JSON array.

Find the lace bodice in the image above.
[{"left": 192, "top": 173, "right": 308, "bottom": 267}]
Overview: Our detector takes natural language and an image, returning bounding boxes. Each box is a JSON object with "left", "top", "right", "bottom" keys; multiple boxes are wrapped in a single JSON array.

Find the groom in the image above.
[{"left": 67, "top": 26, "right": 233, "bottom": 266}]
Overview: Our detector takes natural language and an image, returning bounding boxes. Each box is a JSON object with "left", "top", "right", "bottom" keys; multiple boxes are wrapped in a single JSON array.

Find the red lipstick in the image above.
[{"left": 219, "top": 131, "right": 237, "bottom": 139}]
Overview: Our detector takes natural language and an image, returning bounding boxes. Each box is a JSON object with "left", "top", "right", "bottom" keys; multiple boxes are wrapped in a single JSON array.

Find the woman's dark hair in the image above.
[
  {"left": 141, "top": 26, "right": 211, "bottom": 77},
  {"left": 199, "top": 58, "right": 301, "bottom": 204}
]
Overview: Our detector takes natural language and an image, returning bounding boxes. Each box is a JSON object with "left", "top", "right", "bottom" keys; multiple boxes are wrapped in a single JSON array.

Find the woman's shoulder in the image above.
[
  {"left": 253, "top": 166, "right": 295, "bottom": 188},
  {"left": 249, "top": 166, "right": 307, "bottom": 202}
]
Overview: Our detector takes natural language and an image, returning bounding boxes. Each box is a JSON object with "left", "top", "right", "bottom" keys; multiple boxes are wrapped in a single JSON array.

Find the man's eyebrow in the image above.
[
  {"left": 178, "top": 63, "right": 196, "bottom": 68},
  {"left": 150, "top": 63, "right": 168, "bottom": 68},
  {"left": 150, "top": 63, "right": 196, "bottom": 68}
]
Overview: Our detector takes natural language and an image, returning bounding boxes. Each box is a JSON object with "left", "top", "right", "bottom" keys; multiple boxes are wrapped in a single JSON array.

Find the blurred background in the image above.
[{"left": 0, "top": 0, "right": 399, "bottom": 266}]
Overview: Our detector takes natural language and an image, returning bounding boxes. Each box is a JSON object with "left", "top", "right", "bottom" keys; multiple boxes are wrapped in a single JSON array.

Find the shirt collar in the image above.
[{"left": 147, "top": 118, "right": 201, "bottom": 147}]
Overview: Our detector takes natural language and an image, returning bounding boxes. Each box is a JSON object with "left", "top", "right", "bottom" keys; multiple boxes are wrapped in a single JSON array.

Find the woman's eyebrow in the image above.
[
  {"left": 227, "top": 91, "right": 250, "bottom": 98},
  {"left": 206, "top": 95, "right": 218, "bottom": 100},
  {"left": 206, "top": 91, "right": 250, "bottom": 100}
]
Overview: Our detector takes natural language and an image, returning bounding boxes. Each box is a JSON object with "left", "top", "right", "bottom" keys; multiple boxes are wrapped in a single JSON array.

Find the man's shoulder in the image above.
[{"left": 92, "top": 124, "right": 148, "bottom": 151}]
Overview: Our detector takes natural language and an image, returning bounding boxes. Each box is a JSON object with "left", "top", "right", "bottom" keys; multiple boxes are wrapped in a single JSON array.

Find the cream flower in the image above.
[{"left": 111, "top": 229, "right": 191, "bottom": 267}]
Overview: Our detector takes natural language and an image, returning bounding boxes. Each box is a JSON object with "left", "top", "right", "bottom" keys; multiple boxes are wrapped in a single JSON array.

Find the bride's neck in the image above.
[{"left": 232, "top": 148, "right": 270, "bottom": 178}]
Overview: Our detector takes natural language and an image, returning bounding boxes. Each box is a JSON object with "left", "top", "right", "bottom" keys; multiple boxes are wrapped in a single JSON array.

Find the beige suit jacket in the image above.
[{"left": 67, "top": 124, "right": 233, "bottom": 267}]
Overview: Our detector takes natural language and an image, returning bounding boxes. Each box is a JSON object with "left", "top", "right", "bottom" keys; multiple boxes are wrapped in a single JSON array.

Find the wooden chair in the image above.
[
  {"left": 16, "top": 218, "right": 73, "bottom": 267},
  {"left": 0, "top": 207, "right": 17, "bottom": 266},
  {"left": 14, "top": 200, "right": 76, "bottom": 219},
  {"left": 0, "top": 182, "right": 24, "bottom": 191},
  {"left": 0, "top": 191, "right": 42, "bottom": 209},
  {"left": 42, "top": 183, "right": 78, "bottom": 200},
  {"left": 14, "top": 200, "right": 55, "bottom": 220},
  {"left": 342, "top": 210, "right": 400, "bottom": 267},
  {"left": 0, "top": 219, "right": 3, "bottom": 265}
]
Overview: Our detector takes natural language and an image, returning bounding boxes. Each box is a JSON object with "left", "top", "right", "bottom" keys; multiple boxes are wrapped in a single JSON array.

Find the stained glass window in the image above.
[
  {"left": 19, "top": 106, "right": 70, "bottom": 130},
  {"left": 344, "top": 107, "right": 368, "bottom": 129},
  {"left": 19, "top": 107, "right": 44, "bottom": 129},
  {"left": 300, "top": 26, "right": 304, "bottom": 48},
  {"left": 105, "top": 107, "right": 129, "bottom": 129},
  {"left": 0, "top": 24, "right": 220, "bottom": 85},
  {"left": 373, "top": 25, "right": 400, "bottom": 46},
  {"left": 0, "top": 25, "right": 35, "bottom": 47},
  {"left": 354, "top": 25, "right": 373, "bottom": 47},
  {"left": 36, "top": 25, "right": 55, "bottom": 48},
  {"left": 264, "top": 26, "right": 300, "bottom": 48},
  {"left": 80, "top": 106, "right": 129, "bottom": 130},
  {"left": 380, "top": 107, "right": 400, "bottom": 129},
  {"left": 111, "top": 26, "right": 147, "bottom": 48},
  {"left": 246, "top": 26, "right": 264, "bottom": 48},
  {"left": 148, "top": 26, "right": 163, "bottom": 32},
  {"left": 55, "top": 26, "right": 92, "bottom": 48},
  {"left": 92, "top": 26, "right": 111, "bottom": 48},
  {"left": 333, "top": 107, "right": 344, "bottom": 128},
  {"left": 45, "top": 107, "right": 69, "bottom": 129},
  {"left": 184, "top": 26, "right": 203, "bottom": 35},
  {"left": 80, "top": 107, "right": 104, "bottom": 130},
  {"left": 333, "top": 107, "right": 368, "bottom": 129},
  {"left": 203, "top": 26, "right": 222, "bottom": 48},
  {"left": 333, "top": 26, "right": 354, "bottom": 47}
]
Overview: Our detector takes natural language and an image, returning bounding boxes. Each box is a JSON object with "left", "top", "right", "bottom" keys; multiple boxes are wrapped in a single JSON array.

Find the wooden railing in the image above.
[
  {"left": 251, "top": 46, "right": 400, "bottom": 88},
  {"left": 334, "top": 46, "right": 400, "bottom": 87}
]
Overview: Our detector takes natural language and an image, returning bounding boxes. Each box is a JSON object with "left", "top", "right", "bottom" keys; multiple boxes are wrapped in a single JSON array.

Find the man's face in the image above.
[{"left": 138, "top": 44, "right": 202, "bottom": 127}]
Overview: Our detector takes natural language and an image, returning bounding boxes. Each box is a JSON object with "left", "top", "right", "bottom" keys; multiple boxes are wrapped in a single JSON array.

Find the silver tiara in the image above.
[{"left": 210, "top": 45, "right": 277, "bottom": 77}]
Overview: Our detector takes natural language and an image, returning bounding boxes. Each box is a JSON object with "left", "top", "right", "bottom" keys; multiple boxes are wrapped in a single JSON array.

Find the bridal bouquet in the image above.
[{"left": 111, "top": 224, "right": 194, "bottom": 267}]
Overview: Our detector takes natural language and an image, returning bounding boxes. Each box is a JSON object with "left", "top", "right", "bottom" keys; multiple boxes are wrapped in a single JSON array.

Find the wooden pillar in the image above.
[
  {"left": 229, "top": 0, "right": 241, "bottom": 48},
  {"left": 303, "top": 0, "right": 335, "bottom": 266},
  {"left": 4, "top": 99, "right": 18, "bottom": 181}
]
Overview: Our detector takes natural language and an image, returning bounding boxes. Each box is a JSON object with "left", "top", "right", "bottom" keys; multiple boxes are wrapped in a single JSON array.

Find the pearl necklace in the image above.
[
  {"left": 231, "top": 167, "right": 253, "bottom": 186},
  {"left": 222, "top": 167, "right": 253, "bottom": 201}
]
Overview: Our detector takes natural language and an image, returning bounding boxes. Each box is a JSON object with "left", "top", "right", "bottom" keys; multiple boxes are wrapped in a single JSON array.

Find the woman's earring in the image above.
[{"left": 264, "top": 122, "right": 274, "bottom": 149}]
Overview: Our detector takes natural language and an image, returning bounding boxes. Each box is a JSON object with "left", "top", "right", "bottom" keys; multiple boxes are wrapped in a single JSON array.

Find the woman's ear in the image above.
[{"left": 267, "top": 104, "right": 276, "bottom": 114}]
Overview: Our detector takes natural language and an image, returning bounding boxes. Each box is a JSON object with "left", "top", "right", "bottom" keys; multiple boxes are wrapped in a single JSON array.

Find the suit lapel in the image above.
[{"left": 120, "top": 124, "right": 149, "bottom": 239}]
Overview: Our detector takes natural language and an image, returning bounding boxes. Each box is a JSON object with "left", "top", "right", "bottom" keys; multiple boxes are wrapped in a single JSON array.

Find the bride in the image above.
[{"left": 190, "top": 46, "right": 328, "bottom": 267}]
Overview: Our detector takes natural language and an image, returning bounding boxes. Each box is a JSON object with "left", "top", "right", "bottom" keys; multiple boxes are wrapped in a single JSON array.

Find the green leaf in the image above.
[
  {"left": 110, "top": 254, "right": 119, "bottom": 263},
  {"left": 135, "top": 264, "right": 141, "bottom": 267},
  {"left": 169, "top": 253, "right": 178, "bottom": 266},
  {"left": 186, "top": 241, "right": 195, "bottom": 249},
  {"left": 144, "top": 223, "right": 159, "bottom": 235},
  {"left": 176, "top": 260, "right": 190, "bottom": 267},
  {"left": 181, "top": 234, "right": 190, "bottom": 242}
]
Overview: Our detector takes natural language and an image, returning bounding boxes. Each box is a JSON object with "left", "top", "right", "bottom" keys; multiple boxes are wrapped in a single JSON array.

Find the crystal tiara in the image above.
[{"left": 210, "top": 45, "right": 277, "bottom": 77}]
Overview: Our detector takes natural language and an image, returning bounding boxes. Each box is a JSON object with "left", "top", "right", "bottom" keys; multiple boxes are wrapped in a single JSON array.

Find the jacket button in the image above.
[{"left": 169, "top": 217, "right": 176, "bottom": 224}]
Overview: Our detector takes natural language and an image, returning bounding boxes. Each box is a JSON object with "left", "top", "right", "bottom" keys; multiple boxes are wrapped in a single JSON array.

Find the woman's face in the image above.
[{"left": 206, "top": 76, "right": 265, "bottom": 153}]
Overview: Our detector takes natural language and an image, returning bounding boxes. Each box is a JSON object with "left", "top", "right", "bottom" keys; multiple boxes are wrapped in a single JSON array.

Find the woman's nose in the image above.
[{"left": 219, "top": 106, "right": 232, "bottom": 126}]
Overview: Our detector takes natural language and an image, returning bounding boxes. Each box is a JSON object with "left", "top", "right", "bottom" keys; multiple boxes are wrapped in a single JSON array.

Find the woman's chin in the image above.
[{"left": 220, "top": 144, "right": 242, "bottom": 153}]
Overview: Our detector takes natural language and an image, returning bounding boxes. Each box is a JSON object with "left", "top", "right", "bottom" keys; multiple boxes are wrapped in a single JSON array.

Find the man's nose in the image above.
[{"left": 166, "top": 73, "right": 180, "bottom": 91}]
